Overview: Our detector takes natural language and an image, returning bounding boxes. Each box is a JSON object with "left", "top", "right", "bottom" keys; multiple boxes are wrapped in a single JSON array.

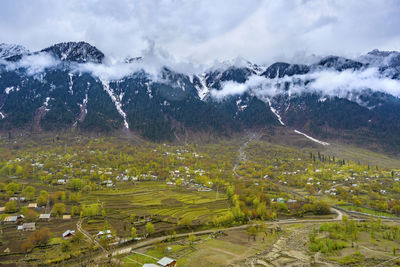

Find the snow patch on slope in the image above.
[
  {"left": 197, "top": 74, "right": 210, "bottom": 100},
  {"left": 4, "top": 86, "right": 19, "bottom": 94},
  {"left": 101, "top": 80, "right": 129, "bottom": 129},
  {"left": 43, "top": 97, "right": 51, "bottom": 111},
  {"left": 0, "top": 43, "right": 29, "bottom": 59},
  {"left": 267, "top": 98, "right": 285, "bottom": 125},
  {"left": 0, "top": 111, "right": 5, "bottom": 119},
  {"left": 68, "top": 73, "right": 74, "bottom": 95},
  {"left": 294, "top": 130, "right": 330, "bottom": 146}
]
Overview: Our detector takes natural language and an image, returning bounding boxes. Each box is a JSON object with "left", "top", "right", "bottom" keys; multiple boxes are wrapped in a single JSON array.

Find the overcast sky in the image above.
[{"left": 1, "top": 0, "right": 400, "bottom": 66}]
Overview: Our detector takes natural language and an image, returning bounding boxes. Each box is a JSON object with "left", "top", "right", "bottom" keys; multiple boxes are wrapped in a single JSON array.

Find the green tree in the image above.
[
  {"left": 36, "top": 190, "right": 48, "bottom": 207},
  {"left": 70, "top": 179, "right": 83, "bottom": 191},
  {"left": 145, "top": 222, "right": 155, "bottom": 236},
  {"left": 5, "top": 201, "right": 18, "bottom": 213},
  {"left": 22, "top": 186, "right": 35, "bottom": 200},
  {"left": 130, "top": 213, "right": 136, "bottom": 223},
  {"left": 313, "top": 201, "right": 330, "bottom": 215},
  {"left": 5, "top": 182, "right": 20, "bottom": 194},
  {"left": 71, "top": 206, "right": 80, "bottom": 217},
  {"left": 51, "top": 203, "right": 66, "bottom": 217},
  {"left": 188, "top": 233, "right": 196, "bottom": 245},
  {"left": 131, "top": 227, "right": 137, "bottom": 239},
  {"left": 232, "top": 204, "right": 245, "bottom": 222}
]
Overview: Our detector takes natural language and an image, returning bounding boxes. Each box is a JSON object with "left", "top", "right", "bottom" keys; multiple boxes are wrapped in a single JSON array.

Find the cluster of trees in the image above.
[
  {"left": 81, "top": 203, "right": 104, "bottom": 218},
  {"left": 21, "top": 228, "right": 52, "bottom": 252},
  {"left": 224, "top": 181, "right": 331, "bottom": 225},
  {"left": 131, "top": 222, "right": 155, "bottom": 239}
]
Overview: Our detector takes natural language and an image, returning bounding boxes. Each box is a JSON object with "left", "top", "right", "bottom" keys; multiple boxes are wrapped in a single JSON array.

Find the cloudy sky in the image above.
[{"left": 1, "top": 0, "right": 400, "bottom": 66}]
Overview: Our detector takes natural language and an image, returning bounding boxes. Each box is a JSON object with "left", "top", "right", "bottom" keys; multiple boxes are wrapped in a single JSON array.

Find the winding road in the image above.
[{"left": 77, "top": 218, "right": 106, "bottom": 252}]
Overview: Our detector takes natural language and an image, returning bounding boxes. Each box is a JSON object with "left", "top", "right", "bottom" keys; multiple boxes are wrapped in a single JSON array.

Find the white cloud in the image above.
[
  {"left": 5, "top": 53, "right": 60, "bottom": 75},
  {"left": 211, "top": 75, "right": 270, "bottom": 100},
  {"left": 0, "top": 0, "right": 399, "bottom": 66},
  {"left": 210, "top": 68, "right": 400, "bottom": 101}
]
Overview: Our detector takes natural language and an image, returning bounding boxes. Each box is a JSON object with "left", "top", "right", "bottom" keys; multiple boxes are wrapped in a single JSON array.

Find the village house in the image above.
[
  {"left": 157, "top": 257, "right": 177, "bottom": 267},
  {"left": 63, "top": 215, "right": 71, "bottom": 220},
  {"left": 21, "top": 222, "right": 36, "bottom": 231},
  {"left": 97, "top": 230, "right": 112, "bottom": 239},
  {"left": 0, "top": 207, "right": 5, "bottom": 212},
  {"left": 57, "top": 179, "right": 67, "bottom": 185},
  {"left": 3, "top": 215, "right": 24, "bottom": 224},
  {"left": 27, "top": 203, "right": 37, "bottom": 208},
  {"left": 142, "top": 264, "right": 159, "bottom": 267},
  {"left": 9, "top": 197, "right": 25, "bottom": 202},
  {"left": 39, "top": 214, "right": 51, "bottom": 221},
  {"left": 62, "top": 230, "right": 75, "bottom": 239}
]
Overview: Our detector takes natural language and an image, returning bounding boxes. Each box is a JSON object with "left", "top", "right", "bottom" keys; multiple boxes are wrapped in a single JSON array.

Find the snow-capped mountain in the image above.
[
  {"left": 41, "top": 41, "right": 104, "bottom": 63},
  {"left": 0, "top": 43, "right": 29, "bottom": 60},
  {"left": 1, "top": 41, "right": 400, "bottom": 150}
]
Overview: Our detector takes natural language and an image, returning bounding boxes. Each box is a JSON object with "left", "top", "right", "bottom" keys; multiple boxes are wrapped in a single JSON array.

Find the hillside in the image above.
[{"left": 1, "top": 42, "right": 400, "bottom": 152}]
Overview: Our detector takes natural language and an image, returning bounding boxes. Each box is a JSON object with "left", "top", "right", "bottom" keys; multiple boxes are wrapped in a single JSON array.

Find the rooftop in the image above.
[{"left": 157, "top": 257, "right": 176, "bottom": 266}]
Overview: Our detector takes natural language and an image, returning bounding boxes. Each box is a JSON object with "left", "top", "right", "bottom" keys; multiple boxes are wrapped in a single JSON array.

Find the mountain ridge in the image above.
[{"left": 1, "top": 41, "right": 400, "bottom": 151}]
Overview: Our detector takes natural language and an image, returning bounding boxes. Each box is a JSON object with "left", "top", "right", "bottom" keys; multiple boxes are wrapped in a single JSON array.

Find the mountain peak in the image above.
[
  {"left": 0, "top": 43, "right": 29, "bottom": 60},
  {"left": 317, "top": 56, "right": 363, "bottom": 71},
  {"left": 41, "top": 41, "right": 104, "bottom": 63}
]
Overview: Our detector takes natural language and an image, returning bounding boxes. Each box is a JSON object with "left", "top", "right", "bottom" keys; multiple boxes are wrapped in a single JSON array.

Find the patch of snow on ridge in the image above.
[
  {"left": 197, "top": 74, "right": 210, "bottom": 100},
  {"left": 68, "top": 73, "right": 74, "bottom": 95},
  {"left": 5, "top": 87, "right": 14, "bottom": 94},
  {"left": 5, "top": 86, "right": 19, "bottom": 94},
  {"left": 43, "top": 97, "right": 51, "bottom": 111},
  {"left": 0, "top": 111, "right": 5, "bottom": 119},
  {"left": 294, "top": 130, "right": 330, "bottom": 146},
  {"left": 267, "top": 98, "right": 285, "bottom": 125},
  {"left": 101, "top": 80, "right": 129, "bottom": 129}
]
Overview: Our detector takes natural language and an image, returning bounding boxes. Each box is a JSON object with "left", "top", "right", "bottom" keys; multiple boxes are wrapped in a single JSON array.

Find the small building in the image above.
[
  {"left": 97, "top": 231, "right": 104, "bottom": 238},
  {"left": 0, "top": 207, "right": 5, "bottom": 212},
  {"left": 277, "top": 198, "right": 285, "bottom": 203},
  {"left": 57, "top": 179, "right": 67, "bottom": 185},
  {"left": 9, "top": 197, "right": 25, "bottom": 202},
  {"left": 27, "top": 203, "right": 37, "bottom": 208},
  {"left": 157, "top": 257, "right": 177, "bottom": 267},
  {"left": 22, "top": 222, "right": 36, "bottom": 231},
  {"left": 62, "top": 230, "right": 75, "bottom": 239},
  {"left": 39, "top": 214, "right": 51, "bottom": 221},
  {"left": 63, "top": 215, "right": 71, "bottom": 220},
  {"left": 97, "top": 230, "right": 112, "bottom": 239},
  {"left": 3, "top": 215, "right": 24, "bottom": 224}
]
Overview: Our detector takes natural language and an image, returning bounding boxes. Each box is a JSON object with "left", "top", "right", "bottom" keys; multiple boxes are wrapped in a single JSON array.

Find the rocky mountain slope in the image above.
[{"left": 1, "top": 41, "right": 400, "bottom": 150}]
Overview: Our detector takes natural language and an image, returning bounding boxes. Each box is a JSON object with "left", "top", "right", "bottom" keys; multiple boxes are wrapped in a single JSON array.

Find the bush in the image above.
[
  {"left": 310, "top": 237, "right": 347, "bottom": 253},
  {"left": 338, "top": 252, "right": 363, "bottom": 264}
]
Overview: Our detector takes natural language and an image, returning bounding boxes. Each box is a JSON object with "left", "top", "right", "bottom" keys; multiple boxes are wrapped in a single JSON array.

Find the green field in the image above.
[{"left": 339, "top": 205, "right": 398, "bottom": 218}]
